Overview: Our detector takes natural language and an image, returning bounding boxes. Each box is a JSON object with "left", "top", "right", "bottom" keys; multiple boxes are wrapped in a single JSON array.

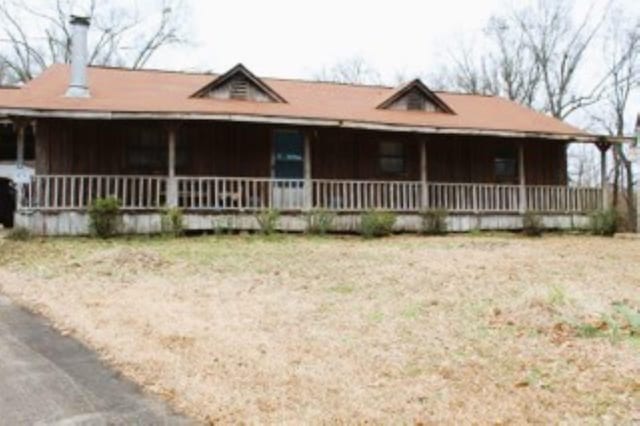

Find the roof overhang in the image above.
[{"left": 0, "top": 107, "right": 625, "bottom": 143}]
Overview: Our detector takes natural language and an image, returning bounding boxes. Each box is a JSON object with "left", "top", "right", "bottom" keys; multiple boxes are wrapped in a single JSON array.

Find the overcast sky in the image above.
[
  {"left": 146, "top": 0, "right": 637, "bottom": 86},
  {"left": 148, "top": 0, "right": 519, "bottom": 80}
]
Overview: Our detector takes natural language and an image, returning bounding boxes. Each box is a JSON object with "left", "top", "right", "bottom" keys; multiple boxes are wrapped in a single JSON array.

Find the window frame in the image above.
[
  {"left": 493, "top": 147, "right": 518, "bottom": 183},
  {"left": 378, "top": 141, "right": 406, "bottom": 177}
]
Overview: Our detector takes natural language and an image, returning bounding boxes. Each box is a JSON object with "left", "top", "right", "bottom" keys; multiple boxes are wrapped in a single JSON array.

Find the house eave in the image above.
[{"left": 0, "top": 107, "right": 617, "bottom": 143}]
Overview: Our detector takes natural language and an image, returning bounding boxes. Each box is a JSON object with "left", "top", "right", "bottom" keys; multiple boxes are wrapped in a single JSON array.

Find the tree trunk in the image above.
[{"left": 612, "top": 149, "right": 620, "bottom": 208}]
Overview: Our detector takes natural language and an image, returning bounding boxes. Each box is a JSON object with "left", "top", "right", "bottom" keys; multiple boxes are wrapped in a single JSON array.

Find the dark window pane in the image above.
[
  {"left": 494, "top": 148, "right": 517, "bottom": 179},
  {"left": 126, "top": 128, "right": 166, "bottom": 174},
  {"left": 380, "top": 158, "right": 405, "bottom": 174},
  {"left": 378, "top": 141, "right": 405, "bottom": 175}
]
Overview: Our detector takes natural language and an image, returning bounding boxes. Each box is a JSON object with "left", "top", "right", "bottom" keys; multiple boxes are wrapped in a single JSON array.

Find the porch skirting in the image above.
[{"left": 15, "top": 211, "right": 591, "bottom": 236}]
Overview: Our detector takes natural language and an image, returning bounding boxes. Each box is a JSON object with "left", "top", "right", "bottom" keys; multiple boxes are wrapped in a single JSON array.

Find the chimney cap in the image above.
[{"left": 70, "top": 15, "right": 91, "bottom": 26}]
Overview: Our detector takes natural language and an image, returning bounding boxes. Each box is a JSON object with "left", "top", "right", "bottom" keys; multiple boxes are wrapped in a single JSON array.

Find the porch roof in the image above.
[{"left": 0, "top": 64, "right": 597, "bottom": 141}]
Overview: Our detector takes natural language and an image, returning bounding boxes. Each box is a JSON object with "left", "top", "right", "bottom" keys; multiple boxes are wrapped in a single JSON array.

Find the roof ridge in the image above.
[
  {"left": 84, "top": 64, "right": 397, "bottom": 89},
  {"left": 83, "top": 64, "right": 504, "bottom": 97}
]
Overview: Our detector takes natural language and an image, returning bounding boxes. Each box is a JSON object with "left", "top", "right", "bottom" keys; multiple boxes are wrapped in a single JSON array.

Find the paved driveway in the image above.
[{"left": 0, "top": 295, "right": 191, "bottom": 425}]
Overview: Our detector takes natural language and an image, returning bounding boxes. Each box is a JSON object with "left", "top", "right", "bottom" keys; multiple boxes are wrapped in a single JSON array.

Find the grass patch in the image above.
[
  {"left": 0, "top": 234, "right": 638, "bottom": 423},
  {"left": 401, "top": 303, "right": 424, "bottom": 319},
  {"left": 329, "top": 284, "right": 355, "bottom": 295},
  {"left": 547, "top": 285, "right": 568, "bottom": 306}
]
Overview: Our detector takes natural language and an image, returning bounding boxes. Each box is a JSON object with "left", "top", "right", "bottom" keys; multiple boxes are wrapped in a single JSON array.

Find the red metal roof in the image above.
[{"left": 0, "top": 64, "right": 588, "bottom": 138}]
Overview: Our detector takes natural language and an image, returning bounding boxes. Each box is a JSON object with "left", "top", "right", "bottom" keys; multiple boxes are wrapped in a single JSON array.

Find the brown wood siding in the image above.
[
  {"left": 312, "top": 128, "right": 420, "bottom": 180},
  {"left": 34, "top": 119, "right": 567, "bottom": 185}
]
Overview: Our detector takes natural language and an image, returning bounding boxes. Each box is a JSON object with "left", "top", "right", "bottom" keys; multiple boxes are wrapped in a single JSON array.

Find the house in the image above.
[{"left": 0, "top": 16, "right": 619, "bottom": 235}]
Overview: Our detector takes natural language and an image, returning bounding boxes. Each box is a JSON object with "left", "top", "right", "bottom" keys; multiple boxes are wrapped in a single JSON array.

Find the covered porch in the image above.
[{"left": 12, "top": 118, "right": 609, "bottom": 234}]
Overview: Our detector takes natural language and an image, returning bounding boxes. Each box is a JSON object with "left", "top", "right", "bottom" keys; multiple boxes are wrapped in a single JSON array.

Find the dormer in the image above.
[
  {"left": 378, "top": 79, "right": 454, "bottom": 114},
  {"left": 192, "top": 63, "right": 286, "bottom": 103}
]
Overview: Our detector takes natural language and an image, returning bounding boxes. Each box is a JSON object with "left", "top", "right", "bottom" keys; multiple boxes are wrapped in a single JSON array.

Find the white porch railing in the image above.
[
  {"left": 17, "top": 175, "right": 167, "bottom": 210},
  {"left": 176, "top": 177, "right": 306, "bottom": 210},
  {"left": 16, "top": 175, "right": 603, "bottom": 214}
]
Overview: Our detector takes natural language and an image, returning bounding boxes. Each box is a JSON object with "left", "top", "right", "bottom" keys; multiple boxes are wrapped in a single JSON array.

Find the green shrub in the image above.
[
  {"left": 212, "top": 216, "right": 233, "bottom": 235},
  {"left": 6, "top": 226, "right": 31, "bottom": 241},
  {"left": 420, "top": 209, "right": 448, "bottom": 235},
  {"left": 255, "top": 209, "right": 280, "bottom": 235},
  {"left": 360, "top": 210, "right": 396, "bottom": 238},
  {"left": 161, "top": 207, "right": 184, "bottom": 237},
  {"left": 306, "top": 209, "right": 335, "bottom": 235},
  {"left": 589, "top": 209, "right": 618, "bottom": 236},
  {"left": 88, "top": 197, "right": 121, "bottom": 238},
  {"left": 522, "top": 211, "right": 543, "bottom": 237}
]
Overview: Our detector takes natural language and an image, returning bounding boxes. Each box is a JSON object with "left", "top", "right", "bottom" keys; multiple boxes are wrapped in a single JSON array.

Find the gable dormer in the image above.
[
  {"left": 192, "top": 63, "right": 286, "bottom": 103},
  {"left": 378, "top": 79, "right": 454, "bottom": 114}
]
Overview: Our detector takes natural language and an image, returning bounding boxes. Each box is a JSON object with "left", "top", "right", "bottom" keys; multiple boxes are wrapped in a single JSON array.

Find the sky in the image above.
[{"left": 148, "top": 0, "right": 514, "bottom": 81}]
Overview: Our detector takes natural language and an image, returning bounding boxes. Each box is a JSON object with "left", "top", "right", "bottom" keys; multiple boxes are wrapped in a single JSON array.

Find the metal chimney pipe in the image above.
[{"left": 65, "top": 15, "right": 91, "bottom": 98}]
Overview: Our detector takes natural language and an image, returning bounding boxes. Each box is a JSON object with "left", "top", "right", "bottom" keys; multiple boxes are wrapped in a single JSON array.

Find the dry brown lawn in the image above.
[{"left": 0, "top": 233, "right": 638, "bottom": 424}]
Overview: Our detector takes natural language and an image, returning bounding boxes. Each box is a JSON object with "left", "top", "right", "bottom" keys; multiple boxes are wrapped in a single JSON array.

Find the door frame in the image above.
[{"left": 270, "top": 128, "right": 305, "bottom": 179}]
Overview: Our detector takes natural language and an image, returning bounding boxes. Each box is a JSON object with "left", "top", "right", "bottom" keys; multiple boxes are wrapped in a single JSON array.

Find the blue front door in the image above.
[
  {"left": 273, "top": 130, "right": 304, "bottom": 179},
  {"left": 273, "top": 130, "right": 305, "bottom": 208}
]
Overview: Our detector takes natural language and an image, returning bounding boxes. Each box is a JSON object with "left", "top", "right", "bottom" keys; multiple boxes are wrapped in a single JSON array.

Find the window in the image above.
[
  {"left": 378, "top": 142, "right": 405, "bottom": 175},
  {"left": 0, "top": 124, "right": 35, "bottom": 162},
  {"left": 127, "top": 128, "right": 166, "bottom": 173},
  {"left": 494, "top": 148, "right": 517, "bottom": 182}
]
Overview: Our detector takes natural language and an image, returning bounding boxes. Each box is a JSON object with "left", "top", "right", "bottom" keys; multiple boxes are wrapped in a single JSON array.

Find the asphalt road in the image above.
[{"left": 0, "top": 294, "right": 191, "bottom": 425}]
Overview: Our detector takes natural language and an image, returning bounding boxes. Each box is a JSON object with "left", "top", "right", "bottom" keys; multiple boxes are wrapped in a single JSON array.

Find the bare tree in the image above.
[
  {"left": 434, "top": 0, "right": 624, "bottom": 120},
  {"left": 514, "top": 0, "right": 612, "bottom": 119},
  {"left": 314, "top": 56, "right": 382, "bottom": 85},
  {"left": 430, "top": 16, "right": 540, "bottom": 107},
  {"left": 0, "top": 0, "right": 189, "bottom": 84},
  {"left": 590, "top": 11, "right": 640, "bottom": 228}
]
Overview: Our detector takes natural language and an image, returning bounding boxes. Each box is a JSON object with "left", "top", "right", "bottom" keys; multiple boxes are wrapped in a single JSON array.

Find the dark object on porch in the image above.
[{"left": 0, "top": 178, "right": 15, "bottom": 228}]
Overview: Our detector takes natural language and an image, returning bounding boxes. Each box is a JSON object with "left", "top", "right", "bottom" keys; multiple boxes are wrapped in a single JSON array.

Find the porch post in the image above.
[
  {"left": 518, "top": 141, "right": 526, "bottom": 213},
  {"left": 420, "top": 139, "right": 428, "bottom": 210},
  {"left": 16, "top": 121, "right": 25, "bottom": 168},
  {"left": 304, "top": 130, "right": 312, "bottom": 210},
  {"left": 167, "top": 124, "right": 178, "bottom": 208},
  {"left": 596, "top": 141, "right": 611, "bottom": 209}
]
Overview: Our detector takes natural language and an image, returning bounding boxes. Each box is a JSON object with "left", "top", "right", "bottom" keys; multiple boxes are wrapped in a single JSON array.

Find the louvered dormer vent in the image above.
[
  {"left": 406, "top": 91, "right": 426, "bottom": 111},
  {"left": 230, "top": 78, "right": 249, "bottom": 100}
]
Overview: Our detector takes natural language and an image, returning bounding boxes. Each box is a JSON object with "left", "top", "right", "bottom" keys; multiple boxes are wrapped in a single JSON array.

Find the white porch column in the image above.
[
  {"left": 420, "top": 139, "right": 428, "bottom": 210},
  {"left": 597, "top": 141, "right": 611, "bottom": 209},
  {"left": 303, "top": 130, "right": 312, "bottom": 210},
  {"left": 167, "top": 124, "right": 178, "bottom": 207},
  {"left": 518, "top": 142, "right": 526, "bottom": 213}
]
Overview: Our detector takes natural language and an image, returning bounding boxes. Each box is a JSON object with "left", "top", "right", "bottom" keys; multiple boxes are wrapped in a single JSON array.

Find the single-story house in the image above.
[{"left": 0, "top": 16, "right": 620, "bottom": 235}]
